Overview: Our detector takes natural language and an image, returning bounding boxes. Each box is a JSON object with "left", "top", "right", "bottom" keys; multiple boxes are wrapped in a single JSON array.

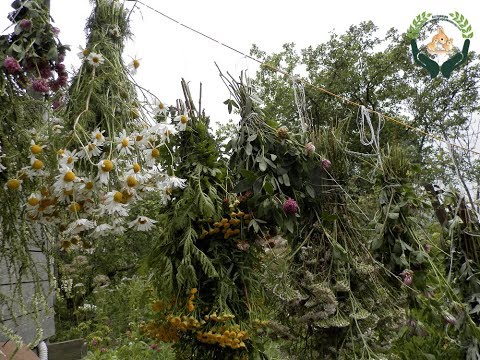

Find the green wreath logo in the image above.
[{"left": 408, "top": 11, "right": 472, "bottom": 78}]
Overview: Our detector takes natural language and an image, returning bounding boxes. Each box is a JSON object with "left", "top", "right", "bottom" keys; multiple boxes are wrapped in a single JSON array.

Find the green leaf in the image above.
[
  {"left": 371, "top": 236, "right": 383, "bottom": 250},
  {"left": 259, "top": 160, "right": 267, "bottom": 172},
  {"left": 388, "top": 212, "right": 399, "bottom": 220},
  {"left": 249, "top": 219, "right": 260, "bottom": 233},
  {"left": 270, "top": 154, "right": 277, "bottom": 161},
  {"left": 247, "top": 134, "right": 257, "bottom": 142},
  {"left": 233, "top": 179, "right": 253, "bottom": 193},
  {"left": 283, "top": 173, "right": 291, "bottom": 186},
  {"left": 305, "top": 184, "right": 315, "bottom": 198},
  {"left": 47, "top": 46, "right": 58, "bottom": 61},
  {"left": 264, "top": 158, "right": 276, "bottom": 168},
  {"left": 253, "top": 177, "right": 264, "bottom": 194},
  {"left": 239, "top": 169, "right": 257, "bottom": 180},
  {"left": 264, "top": 181, "right": 274, "bottom": 195},
  {"left": 245, "top": 142, "right": 253, "bottom": 155},
  {"left": 193, "top": 247, "right": 218, "bottom": 278}
]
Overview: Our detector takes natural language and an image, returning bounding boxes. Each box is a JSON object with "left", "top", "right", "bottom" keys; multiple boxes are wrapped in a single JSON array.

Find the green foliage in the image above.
[{"left": 65, "top": 0, "right": 138, "bottom": 135}]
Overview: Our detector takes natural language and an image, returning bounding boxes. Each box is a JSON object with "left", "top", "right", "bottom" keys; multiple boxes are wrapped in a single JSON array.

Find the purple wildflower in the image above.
[
  {"left": 31, "top": 78, "right": 50, "bottom": 93},
  {"left": 322, "top": 159, "right": 331, "bottom": 170},
  {"left": 400, "top": 269, "right": 414, "bottom": 286},
  {"left": 3, "top": 56, "right": 22, "bottom": 74},
  {"left": 304, "top": 142, "right": 316, "bottom": 156},
  {"left": 19, "top": 19, "right": 32, "bottom": 30},
  {"left": 283, "top": 198, "right": 299, "bottom": 215}
]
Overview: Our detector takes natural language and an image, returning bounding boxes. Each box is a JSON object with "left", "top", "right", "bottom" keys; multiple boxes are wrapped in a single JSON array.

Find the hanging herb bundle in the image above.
[
  {"left": 140, "top": 81, "right": 271, "bottom": 360},
  {"left": 219, "top": 72, "right": 405, "bottom": 358},
  {"left": 373, "top": 153, "right": 480, "bottom": 359},
  {"left": 0, "top": 0, "right": 68, "bottom": 345}
]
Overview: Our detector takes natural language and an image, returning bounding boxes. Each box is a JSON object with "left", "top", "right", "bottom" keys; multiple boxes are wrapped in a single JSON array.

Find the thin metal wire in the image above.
[{"left": 135, "top": 0, "right": 480, "bottom": 156}]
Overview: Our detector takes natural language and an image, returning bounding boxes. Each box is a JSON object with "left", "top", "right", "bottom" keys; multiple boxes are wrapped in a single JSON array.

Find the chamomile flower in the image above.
[
  {"left": 53, "top": 166, "right": 77, "bottom": 194},
  {"left": 97, "top": 159, "right": 115, "bottom": 184},
  {"left": 58, "top": 149, "right": 79, "bottom": 169},
  {"left": 143, "top": 147, "right": 161, "bottom": 166},
  {"left": 115, "top": 129, "right": 133, "bottom": 156},
  {"left": 100, "top": 190, "right": 128, "bottom": 216},
  {"left": 4, "top": 178, "right": 22, "bottom": 191},
  {"left": 79, "top": 142, "right": 103, "bottom": 159},
  {"left": 160, "top": 124, "right": 177, "bottom": 143},
  {"left": 66, "top": 218, "right": 96, "bottom": 234},
  {"left": 30, "top": 140, "right": 46, "bottom": 160},
  {"left": 91, "top": 128, "right": 106, "bottom": 145},
  {"left": 152, "top": 99, "right": 169, "bottom": 116},
  {"left": 131, "top": 130, "right": 148, "bottom": 149},
  {"left": 87, "top": 52, "right": 105, "bottom": 67},
  {"left": 26, "top": 192, "right": 42, "bottom": 209},
  {"left": 174, "top": 113, "right": 189, "bottom": 131},
  {"left": 77, "top": 45, "right": 90, "bottom": 59},
  {"left": 165, "top": 175, "right": 187, "bottom": 190},
  {"left": 128, "top": 57, "right": 141, "bottom": 75},
  {"left": 91, "top": 223, "right": 115, "bottom": 238},
  {"left": 128, "top": 216, "right": 157, "bottom": 231}
]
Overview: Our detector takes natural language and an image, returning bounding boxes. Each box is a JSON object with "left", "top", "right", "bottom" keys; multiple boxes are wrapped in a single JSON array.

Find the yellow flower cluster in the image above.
[
  {"left": 204, "top": 312, "right": 235, "bottom": 322},
  {"left": 199, "top": 212, "right": 251, "bottom": 240},
  {"left": 196, "top": 326, "right": 248, "bottom": 349},
  {"left": 187, "top": 288, "right": 197, "bottom": 312},
  {"left": 166, "top": 314, "right": 203, "bottom": 331},
  {"left": 140, "top": 321, "right": 179, "bottom": 343}
]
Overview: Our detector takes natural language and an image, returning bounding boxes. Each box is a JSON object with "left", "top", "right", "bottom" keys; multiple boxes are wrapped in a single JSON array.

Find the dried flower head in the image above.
[
  {"left": 276, "top": 126, "right": 289, "bottom": 139},
  {"left": 283, "top": 198, "right": 299, "bottom": 215},
  {"left": 305, "top": 142, "right": 316, "bottom": 156},
  {"left": 3, "top": 56, "right": 22, "bottom": 74}
]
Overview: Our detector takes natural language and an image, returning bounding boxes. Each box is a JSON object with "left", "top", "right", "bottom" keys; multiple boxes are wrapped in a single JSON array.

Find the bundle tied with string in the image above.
[
  {"left": 292, "top": 76, "right": 311, "bottom": 136},
  {"left": 353, "top": 105, "right": 384, "bottom": 168}
]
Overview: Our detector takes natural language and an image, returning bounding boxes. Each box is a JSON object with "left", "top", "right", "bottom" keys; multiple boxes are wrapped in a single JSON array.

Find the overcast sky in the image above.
[{"left": 1, "top": 0, "right": 479, "bottom": 128}]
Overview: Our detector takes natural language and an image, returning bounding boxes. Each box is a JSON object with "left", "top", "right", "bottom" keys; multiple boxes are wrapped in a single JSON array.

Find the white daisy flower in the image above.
[
  {"left": 26, "top": 192, "right": 41, "bottom": 209},
  {"left": 128, "top": 58, "right": 141, "bottom": 75},
  {"left": 143, "top": 147, "right": 161, "bottom": 166},
  {"left": 128, "top": 216, "right": 157, "bottom": 231},
  {"left": 27, "top": 160, "right": 49, "bottom": 178},
  {"left": 91, "top": 128, "right": 106, "bottom": 145},
  {"left": 77, "top": 45, "right": 90, "bottom": 59},
  {"left": 174, "top": 113, "right": 189, "bottom": 131},
  {"left": 165, "top": 176, "right": 187, "bottom": 189},
  {"left": 131, "top": 131, "right": 148, "bottom": 149},
  {"left": 115, "top": 129, "right": 133, "bottom": 156},
  {"left": 67, "top": 218, "right": 96, "bottom": 234},
  {"left": 79, "top": 142, "right": 103, "bottom": 159},
  {"left": 97, "top": 159, "right": 115, "bottom": 184},
  {"left": 92, "top": 223, "right": 115, "bottom": 238},
  {"left": 4, "top": 178, "right": 22, "bottom": 191},
  {"left": 100, "top": 191, "right": 128, "bottom": 217},
  {"left": 160, "top": 124, "right": 178, "bottom": 143},
  {"left": 58, "top": 149, "right": 79, "bottom": 169},
  {"left": 53, "top": 166, "right": 77, "bottom": 195},
  {"left": 152, "top": 99, "right": 169, "bottom": 117},
  {"left": 87, "top": 52, "right": 105, "bottom": 67},
  {"left": 29, "top": 140, "right": 46, "bottom": 160},
  {"left": 159, "top": 186, "right": 174, "bottom": 205}
]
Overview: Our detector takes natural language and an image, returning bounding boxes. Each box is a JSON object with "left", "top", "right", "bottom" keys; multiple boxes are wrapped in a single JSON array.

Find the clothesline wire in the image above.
[{"left": 135, "top": 0, "right": 480, "bottom": 156}]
